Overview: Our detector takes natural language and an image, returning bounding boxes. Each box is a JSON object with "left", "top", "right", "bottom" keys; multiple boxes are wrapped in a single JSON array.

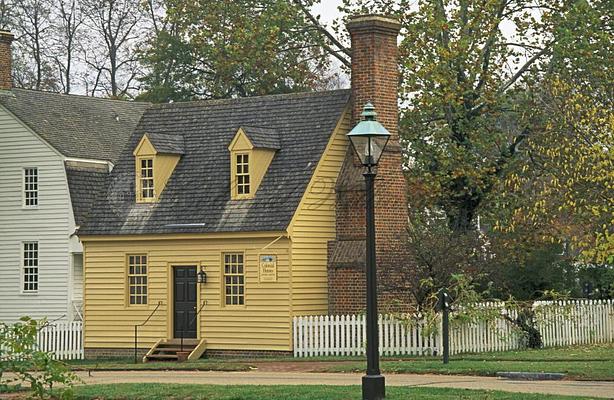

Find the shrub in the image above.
[{"left": 0, "top": 317, "right": 78, "bottom": 399}]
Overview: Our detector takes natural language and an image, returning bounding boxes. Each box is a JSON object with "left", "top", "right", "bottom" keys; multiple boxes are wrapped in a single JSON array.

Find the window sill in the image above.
[
  {"left": 125, "top": 304, "right": 151, "bottom": 309},
  {"left": 231, "top": 194, "right": 254, "bottom": 200},
  {"left": 223, "top": 304, "right": 247, "bottom": 309}
]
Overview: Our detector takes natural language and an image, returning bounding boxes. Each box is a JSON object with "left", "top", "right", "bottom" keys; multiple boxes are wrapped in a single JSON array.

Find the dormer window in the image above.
[
  {"left": 228, "top": 126, "right": 280, "bottom": 200},
  {"left": 236, "top": 153, "right": 250, "bottom": 195},
  {"left": 139, "top": 158, "right": 154, "bottom": 200},
  {"left": 133, "top": 133, "right": 184, "bottom": 203}
]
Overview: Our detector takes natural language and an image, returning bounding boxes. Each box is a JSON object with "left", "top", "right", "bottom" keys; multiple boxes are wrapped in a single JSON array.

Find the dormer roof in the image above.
[
  {"left": 145, "top": 132, "right": 185, "bottom": 154},
  {"left": 238, "top": 126, "right": 281, "bottom": 150}
]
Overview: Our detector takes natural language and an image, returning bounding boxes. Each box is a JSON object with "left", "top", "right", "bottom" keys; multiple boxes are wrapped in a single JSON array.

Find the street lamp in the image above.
[{"left": 347, "top": 102, "right": 390, "bottom": 400}]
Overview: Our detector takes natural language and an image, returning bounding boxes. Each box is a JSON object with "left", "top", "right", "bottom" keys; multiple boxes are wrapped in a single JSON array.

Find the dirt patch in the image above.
[{"left": 0, "top": 392, "right": 27, "bottom": 399}]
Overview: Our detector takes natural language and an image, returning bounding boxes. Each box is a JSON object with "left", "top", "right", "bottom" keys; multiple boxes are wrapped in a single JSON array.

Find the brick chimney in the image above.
[
  {"left": 327, "top": 15, "right": 411, "bottom": 314},
  {"left": 0, "top": 31, "right": 14, "bottom": 90}
]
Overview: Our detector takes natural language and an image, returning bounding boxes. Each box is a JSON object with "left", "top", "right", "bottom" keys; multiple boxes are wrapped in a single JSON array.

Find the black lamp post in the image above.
[{"left": 347, "top": 102, "right": 390, "bottom": 400}]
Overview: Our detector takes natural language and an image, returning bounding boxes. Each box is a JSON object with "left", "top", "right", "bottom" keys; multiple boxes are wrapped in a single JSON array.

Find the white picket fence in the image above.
[
  {"left": 293, "top": 299, "right": 614, "bottom": 357},
  {"left": 293, "top": 314, "right": 438, "bottom": 357},
  {"left": 535, "top": 300, "right": 614, "bottom": 348},
  {"left": 36, "top": 321, "right": 84, "bottom": 360}
]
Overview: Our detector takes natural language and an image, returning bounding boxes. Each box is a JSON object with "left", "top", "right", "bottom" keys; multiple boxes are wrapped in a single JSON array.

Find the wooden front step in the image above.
[
  {"left": 165, "top": 339, "right": 200, "bottom": 346},
  {"left": 151, "top": 346, "right": 196, "bottom": 352},
  {"left": 143, "top": 338, "right": 207, "bottom": 363},
  {"left": 145, "top": 354, "right": 179, "bottom": 360}
]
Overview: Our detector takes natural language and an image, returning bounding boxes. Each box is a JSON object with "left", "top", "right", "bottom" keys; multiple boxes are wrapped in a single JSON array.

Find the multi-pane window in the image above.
[
  {"left": 24, "top": 168, "right": 38, "bottom": 207},
  {"left": 23, "top": 242, "right": 38, "bottom": 293},
  {"left": 224, "top": 253, "right": 245, "bottom": 305},
  {"left": 128, "top": 255, "right": 148, "bottom": 305},
  {"left": 139, "top": 158, "right": 154, "bottom": 200},
  {"left": 235, "top": 154, "right": 250, "bottom": 195}
]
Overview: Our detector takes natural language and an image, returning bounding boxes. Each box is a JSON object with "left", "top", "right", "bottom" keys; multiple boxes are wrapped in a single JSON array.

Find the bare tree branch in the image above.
[{"left": 292, "top": 0, "right": 350, "bottom": 68}]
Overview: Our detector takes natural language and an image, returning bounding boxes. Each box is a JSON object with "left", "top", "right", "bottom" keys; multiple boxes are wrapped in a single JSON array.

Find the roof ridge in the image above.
[
  {"left": 10, "top": 88, "right": 152, "bottom": 107},
  {"left": 150, "top": 88, "right": 351, "bottom": 109}
]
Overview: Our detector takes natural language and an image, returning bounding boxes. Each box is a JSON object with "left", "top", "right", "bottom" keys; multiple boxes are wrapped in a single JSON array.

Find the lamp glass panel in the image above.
[
  {"left": 349, "top": 135, "right": 389, "bottom": 166},
  {"left": 370, "top": 135, "right": 389, "bottom": 165},
  {"left": 349, "top": 136, "right": 370, "bottom": 165}
]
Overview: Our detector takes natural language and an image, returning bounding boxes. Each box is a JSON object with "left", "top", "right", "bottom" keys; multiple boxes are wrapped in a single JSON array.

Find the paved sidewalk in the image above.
[{"left": 74, "top": 370, "right": 614, "bottom": 398}]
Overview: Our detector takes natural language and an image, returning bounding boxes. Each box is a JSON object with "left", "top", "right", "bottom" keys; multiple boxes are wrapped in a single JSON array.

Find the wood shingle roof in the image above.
[
  {"left": 80, "top": 89, "right": 350, "bottom": 235},
  {"left": 0, "top": 88, "right": 150, "bottom": 163}
]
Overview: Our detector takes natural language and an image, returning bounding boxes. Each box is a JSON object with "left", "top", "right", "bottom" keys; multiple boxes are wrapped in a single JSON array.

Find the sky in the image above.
[{"left": 312, "top": 1, "right": 344, "bottom": 26}]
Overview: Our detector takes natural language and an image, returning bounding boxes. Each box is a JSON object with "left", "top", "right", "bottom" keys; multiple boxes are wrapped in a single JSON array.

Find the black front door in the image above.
[{"left": 173, "top": 266, "right": 197, "bottom": 339}]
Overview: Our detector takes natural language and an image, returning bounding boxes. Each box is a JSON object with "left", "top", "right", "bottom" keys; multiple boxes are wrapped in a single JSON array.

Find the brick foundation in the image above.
[
  {"left": 0, "top": 31, "right": 13, "bottom": 90},
  {"left": 84, "top": 347, "right": 292, "bottom": 360},
  {"left": 204, "top": 349, "right": 292, "bottom": 359},
  {"left": 84, "top": 347, "right": 148, "bottom": 360},
  {"left": 328, "top": 15, "right": 413, "bottom": 314}
]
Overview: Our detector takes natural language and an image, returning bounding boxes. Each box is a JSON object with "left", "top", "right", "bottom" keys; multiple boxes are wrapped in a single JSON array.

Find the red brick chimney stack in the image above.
[
  {"left": 327, "top": 15, "right": 410, "bottom": 314},
  {"left": 0, "top": 31, "right": 14, "bottom": 91},
  {"left": 347, "top": 15, "right": 401, "bottom": 139}
]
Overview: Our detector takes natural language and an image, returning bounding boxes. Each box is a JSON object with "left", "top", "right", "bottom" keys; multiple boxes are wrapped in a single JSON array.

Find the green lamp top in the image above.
[
  {"left": 348, "top": 102, "right": 390, "bottom": 138},
  {"left": 347, "top": 102, "right": 391, "bottom": 167}
]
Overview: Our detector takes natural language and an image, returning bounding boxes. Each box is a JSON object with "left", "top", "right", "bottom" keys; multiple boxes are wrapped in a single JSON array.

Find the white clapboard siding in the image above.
[
  {"left": 0, "top": 106, "right": 73, "bottom": 323},
  {"left": 293, "top": 300, "right": 614, "bottom": 357}
]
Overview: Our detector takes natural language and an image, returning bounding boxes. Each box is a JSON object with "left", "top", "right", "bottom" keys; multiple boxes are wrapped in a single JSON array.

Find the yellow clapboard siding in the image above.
[
  {"left": 83, "top": 235, "right": 293, "bottom": 351},
  {"left": 287, "top": 107, "right": 350, "bottom": 316}
]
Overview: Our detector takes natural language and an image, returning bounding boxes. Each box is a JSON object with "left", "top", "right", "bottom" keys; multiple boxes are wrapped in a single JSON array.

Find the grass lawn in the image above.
[
  {"left": 319, "top": 344, "right": 614, "bottom": 380},
  {"left": 64, "top": 344, "right": 614, "bottom": 380},
  {"left": 66, "top": 358, "right": 254, "bottom": 372},
  {"left": 456, "top": 343, "right": 614, "bottom": 362},
  {"left": 68, "top": 384, "right": 595, "bottom": 400},
  {"left": 321, "top": 359, "right": 614, "bottom": 380}
]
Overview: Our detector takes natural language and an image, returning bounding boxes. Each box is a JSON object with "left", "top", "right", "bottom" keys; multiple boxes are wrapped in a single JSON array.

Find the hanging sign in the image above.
[{"left": 259, "top": 255, "right": 277, "bottom": 282}]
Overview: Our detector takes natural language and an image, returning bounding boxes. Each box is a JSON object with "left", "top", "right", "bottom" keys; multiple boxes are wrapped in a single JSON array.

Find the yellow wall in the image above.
[
  {"left": 287, "top": 108, "right": 351, "bottom": 315},
  {"left": 83, "top": 234, "right": 292, "bottom": 351},
  {"left": 133, "top": 135, "right": 156, "bottom": 156},
  {"left": 154, "top": 154, "right": 180, "bottom": 197},
  {"left": 250, "top": 149, "right": 276, "bottom": 193}
]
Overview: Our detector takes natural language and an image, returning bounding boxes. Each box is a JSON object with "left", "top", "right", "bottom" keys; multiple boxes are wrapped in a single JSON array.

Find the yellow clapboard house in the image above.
[
  {"left": 78, "top": 91, "right": 352, "bottom": 358},
  {"left": 78, "top": 15, "right": 407, "bottom": 360}
]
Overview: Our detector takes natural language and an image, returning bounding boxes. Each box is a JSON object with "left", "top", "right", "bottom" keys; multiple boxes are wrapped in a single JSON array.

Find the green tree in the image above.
[
  {"left": 139, "top": 0, "right": 334, "bottom": 102},
  {"left": 332, "top": 0, "right": 611, "bottom": 264},
  {"left": 397, "top": 0, "right": 556, "bottom": 233},
  {"left": 498, "top": 0, "right": 613, "bottom": 263}
]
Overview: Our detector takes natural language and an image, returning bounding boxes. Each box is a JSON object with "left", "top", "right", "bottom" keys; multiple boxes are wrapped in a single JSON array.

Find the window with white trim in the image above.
[
  {"left": 139, "top": 158, "right": 154, "bottom": 200},
  {"left": 224, "top": 253, "right": 245, "bottom": 305},
  {"left": 23, "top": 242, "right": 38, "bottom": 293},
  {"left": 23, "top": 168, "right": 38, "bottom": 207},
  {"left": 128, "top": 255, "right": 148, "bottom": 305},
  {"left": 235, "top": 154, "right": 250, "bottom": 195}
]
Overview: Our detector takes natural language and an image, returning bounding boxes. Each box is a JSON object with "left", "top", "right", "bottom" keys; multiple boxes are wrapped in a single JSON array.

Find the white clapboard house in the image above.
[{"left": 0, "top": 32, "right": 149, "bottom": 322}]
